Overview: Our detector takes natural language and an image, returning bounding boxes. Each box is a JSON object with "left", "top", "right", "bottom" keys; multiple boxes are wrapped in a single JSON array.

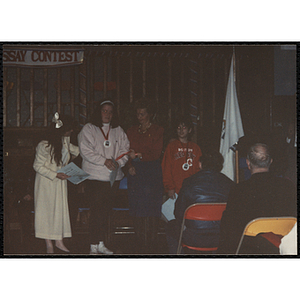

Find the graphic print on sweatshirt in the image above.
[{"left": 174, "top": 148, "right": 196, "bottom": 167}]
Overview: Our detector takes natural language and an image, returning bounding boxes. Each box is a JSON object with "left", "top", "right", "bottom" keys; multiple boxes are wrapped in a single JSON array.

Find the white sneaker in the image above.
[
  {"left": 97, "top": 241, "right": 113, "bottom": 254},
  {"left": 90, "top": 244, "right": 99, "bottom": 255}
]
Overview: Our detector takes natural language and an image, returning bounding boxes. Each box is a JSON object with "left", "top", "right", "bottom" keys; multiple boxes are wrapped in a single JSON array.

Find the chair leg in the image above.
[
  {"left": 147, "top": 217, "right": 159, "bottom": 245},
  {"left": 107, "top": 214, "right": 112, "bottom": 244},
  {"left": 177, "top": 244, "right": 182, "bottom": 254},
  {"left": 176, "top": 221, "right": 185, "bottom": 254},
  {"left": 134, "top": 217, "right": 147, "bottom": 247}
]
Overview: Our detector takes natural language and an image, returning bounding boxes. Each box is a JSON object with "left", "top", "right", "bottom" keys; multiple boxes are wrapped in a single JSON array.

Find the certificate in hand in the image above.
[
  {"left": 109, "top": 157, "right": 119, "bottom": 187},
  {"left": 57, "top": 162, "right": 90, "bottom": 185},
  {"left": 161, "top": 193, "right": 178, "bottom": 222}
]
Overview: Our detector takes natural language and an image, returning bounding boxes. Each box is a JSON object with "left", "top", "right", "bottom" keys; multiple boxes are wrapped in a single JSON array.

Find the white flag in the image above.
[{"left": 219, "top": 54, "right": 244, "bottom": 181}]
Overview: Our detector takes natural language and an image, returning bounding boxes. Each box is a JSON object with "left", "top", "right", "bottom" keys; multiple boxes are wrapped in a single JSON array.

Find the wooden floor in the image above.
[
  {"left": 3, "top": 188, "right": 176, "bottom": 256},
  {"left": 3, "top": 218, "right": 171, "bottom": 257}
]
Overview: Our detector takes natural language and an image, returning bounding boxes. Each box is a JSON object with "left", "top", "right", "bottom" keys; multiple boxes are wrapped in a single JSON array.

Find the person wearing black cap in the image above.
[{"left": 78, "top": 100, "right": 130, "bottom": 254}]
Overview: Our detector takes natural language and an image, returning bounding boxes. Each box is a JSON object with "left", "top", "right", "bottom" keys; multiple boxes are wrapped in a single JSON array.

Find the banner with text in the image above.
[{"left": 3, "top": 49, "right": 84, "bottom": 67}]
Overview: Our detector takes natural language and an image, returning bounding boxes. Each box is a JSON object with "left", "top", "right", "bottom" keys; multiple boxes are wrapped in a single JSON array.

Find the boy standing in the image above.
[{"left": 162, "top": 116, "right": 202, "bottom": 199}]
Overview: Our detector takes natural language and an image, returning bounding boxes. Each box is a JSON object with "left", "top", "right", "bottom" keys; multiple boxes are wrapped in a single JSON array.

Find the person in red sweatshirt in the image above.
[{"left": 162, "top": 115, "right": 202, "bottom": 199}]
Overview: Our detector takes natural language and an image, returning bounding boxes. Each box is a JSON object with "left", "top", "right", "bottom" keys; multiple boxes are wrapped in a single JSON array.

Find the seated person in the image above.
[
  {"left": 217, "top": 143, "right": 297, "bottom": 255},
  {"left": 165, "top": 150, "right": 234, "bottom": 254}
]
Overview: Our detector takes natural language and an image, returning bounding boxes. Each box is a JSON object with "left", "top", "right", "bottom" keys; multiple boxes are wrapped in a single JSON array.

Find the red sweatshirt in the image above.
[{"left": 162, "top": 139, "right": 202, "bottom": 194}]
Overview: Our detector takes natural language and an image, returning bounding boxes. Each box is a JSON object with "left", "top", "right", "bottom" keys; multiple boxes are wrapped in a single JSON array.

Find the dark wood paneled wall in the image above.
[{"left": 3, "top": 45, "right": 296, "bottom": 151}]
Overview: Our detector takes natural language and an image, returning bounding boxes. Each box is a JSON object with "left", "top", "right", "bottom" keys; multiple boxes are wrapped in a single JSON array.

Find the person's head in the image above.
[
  {"left": 50, "top": 112, "right": 76, "bottom": 137},
  {"left": 47, "top": 112, "right": 77, "bottom": 166},
  {"left": 199, "top": 150, "right": 224, "bottom": 172},
  {"left": 246, "top": 143, "right": 272, "bottom": 174},
  {"left": 174, "top": 115, "right": 194, "bottom": 141},
  {"left": 134, "top": 98, "right": 156, "bottom": 125},
  {"left": 90, "top": 99, "right": 119, "bottom": 128}
]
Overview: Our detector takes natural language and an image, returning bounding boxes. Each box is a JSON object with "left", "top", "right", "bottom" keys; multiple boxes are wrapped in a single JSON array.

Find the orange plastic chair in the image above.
[
  {"left": 176, "top": 203, "right": 227, "bottom": 254},
  {"left": 235, "top": 217, "right": 297, "bottom": 254}
]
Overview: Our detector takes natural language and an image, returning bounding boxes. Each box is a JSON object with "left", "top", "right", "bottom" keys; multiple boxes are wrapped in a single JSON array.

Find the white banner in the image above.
[
  {"left": 3, "top": 49, "right": 84, "bottom": 67},
  {"left": 219, "top": 54, "right": 244, "bottom": 181}
]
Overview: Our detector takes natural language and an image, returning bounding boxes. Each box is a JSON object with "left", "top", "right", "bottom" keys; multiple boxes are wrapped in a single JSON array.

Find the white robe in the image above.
[{"left": 33, "top": 137, "right": 79, "bottom": 240}]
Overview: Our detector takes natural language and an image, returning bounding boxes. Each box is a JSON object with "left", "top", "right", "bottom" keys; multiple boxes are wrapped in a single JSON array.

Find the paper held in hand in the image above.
[
  {"left": 109, "top": 152, "right": 130, "bottom": 187},
  {"left": 109, "top": 157, "right": 119, "bottom": 187},
  {"left": 57, "top": 162, "right": 90, "bottom": 185},
  {"left": 161, "top": 193, "right": 178, "bottom": 222}
]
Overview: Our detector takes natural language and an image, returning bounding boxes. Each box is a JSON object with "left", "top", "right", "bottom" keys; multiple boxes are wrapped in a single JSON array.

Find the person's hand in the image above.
[
  {"left": 168, "top": 189, "right": 176, "bottom": 200},
  {"left": 128, "top": 166, "right": 136, "bottom": 176},
  {"left": 56, "top": 173, "right": 70, "bottom": 180},
  {"left": 135, "top": 152, "right": 142, "bottom": 159},
  {"left": 128, "top": 149, "right": 136, "bottom": 159},
  {"left": 105, "top": 159, "right": 118, "bottom": 171}
]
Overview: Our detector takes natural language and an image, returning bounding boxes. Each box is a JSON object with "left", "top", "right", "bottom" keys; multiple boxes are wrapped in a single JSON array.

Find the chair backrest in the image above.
[
  {"left": 184, "top": 203, "right": 227, "bottom": 221},
  {"left": 176, "top": 203, "right": 227, "bottom": 254},
  {"left": 242, "top": 217, "right": 297, "bottom": 237},
  {"left": 235, "top": 217, "right": 297, "bottom": 254}
]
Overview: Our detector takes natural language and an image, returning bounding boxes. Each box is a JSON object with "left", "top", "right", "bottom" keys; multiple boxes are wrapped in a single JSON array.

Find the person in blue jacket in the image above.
[{"left": 165, "top": 149, "right": 234, "bottom": 254}]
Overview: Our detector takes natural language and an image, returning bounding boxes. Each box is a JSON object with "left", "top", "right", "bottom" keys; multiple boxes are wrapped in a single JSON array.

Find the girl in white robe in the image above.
[{"left": 33, "top": 113, "right": 79, "bottom": 254}]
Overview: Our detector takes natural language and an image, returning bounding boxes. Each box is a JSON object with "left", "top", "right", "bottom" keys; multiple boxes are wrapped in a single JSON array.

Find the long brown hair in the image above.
[{"left": 44, "top": 114, "right": 76, "bottom": 166}]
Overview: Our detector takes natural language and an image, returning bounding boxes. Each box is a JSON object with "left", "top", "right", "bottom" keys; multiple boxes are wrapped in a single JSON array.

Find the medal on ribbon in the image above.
[
  {"left": 182, "top": 163, "right": 190, "bottom": 171},
  {"left": 181, "top": 142, "right": 191, "bottom": 171},
  {"left": 104, "top": 140, "right": 111, "bottom": 148},
  {"left": 100, "top": 126, "right": 111, "bottom": 148}
]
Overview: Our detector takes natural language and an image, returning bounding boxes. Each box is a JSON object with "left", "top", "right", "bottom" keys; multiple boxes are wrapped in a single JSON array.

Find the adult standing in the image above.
[
  {"left": 34, "top": 113, "right": 79, "bottom": 254},
  {"left": 78, "top": 100, "right": 130, "bottom": 254},
  {"left": 127, "top": 98, "right": 164, "bottom": 249}
]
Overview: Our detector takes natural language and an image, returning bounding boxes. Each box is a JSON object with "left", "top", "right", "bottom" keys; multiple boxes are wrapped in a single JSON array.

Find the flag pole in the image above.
[
  {"left": 235, "top": 148, "right": 239, "bottom": 183},
  {"left": 233, "top": 46, "right": 236, "bottom": 82},
  {"left": 233, "top": 46, "right": 239, "bottom": 184}
]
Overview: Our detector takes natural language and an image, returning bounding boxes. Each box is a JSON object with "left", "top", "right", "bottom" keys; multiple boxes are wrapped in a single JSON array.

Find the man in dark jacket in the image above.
[
  {"left": 217, "top": 143, "right": 297, "bottom": 254},
  {"left": 165, "top": 150, "right": 234, "bottom": 254}
]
